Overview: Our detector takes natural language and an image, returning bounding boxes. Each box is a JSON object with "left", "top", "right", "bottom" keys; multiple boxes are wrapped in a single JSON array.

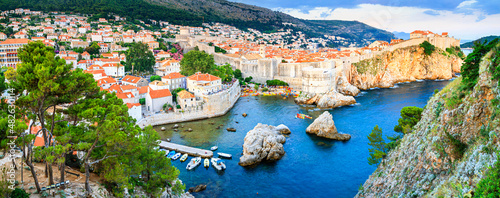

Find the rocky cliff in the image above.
[
  {"left": 356, "top": 44, "right": 499, "bottom": 197},
  {"left": 351, "top": 45, "right": 463, "bottom": 90}
]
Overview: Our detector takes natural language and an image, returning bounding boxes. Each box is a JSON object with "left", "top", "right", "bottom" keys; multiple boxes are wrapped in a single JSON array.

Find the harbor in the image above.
[{"left": 159, "top": 141, "right": 214, "bottom": 158}]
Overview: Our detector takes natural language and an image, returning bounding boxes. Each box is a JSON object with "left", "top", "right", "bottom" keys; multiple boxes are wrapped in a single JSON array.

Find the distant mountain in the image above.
[
  {"left": 460, "top": 35, "right": 500, "bottom": 48},
  {"left": 392, "top": 31, "right": 410, "bottom": 40},
  {"left": 0, "top": 0, "right": 395, "bottom": 46}
]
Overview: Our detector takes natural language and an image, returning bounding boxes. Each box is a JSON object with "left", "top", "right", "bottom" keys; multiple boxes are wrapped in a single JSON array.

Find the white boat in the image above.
[
  {"left": 186, "top": 157, "right": 202, "bottom": 170},
  {"left": 217, "top": 152, "right": 232, "bottom": 158},
  {"left": 171, "top": 153, "right": 181, "bottom": 160},
  {"left": 211, "top": 146, "right": 218, "bottom": 151},
  {"left": 211, "top": 158, "right": 226, "bottom": 171},
  {"left": 204, "top": 158, "right": 210, "bottom": 168},
  {"left": 180, "top": 154, "right": 188, "bottom": 162}
]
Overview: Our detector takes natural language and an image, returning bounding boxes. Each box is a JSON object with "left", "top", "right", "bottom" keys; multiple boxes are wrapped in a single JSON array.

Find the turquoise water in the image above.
[{"left": 155, "top": 80, "right": 452, "bottom": 198}]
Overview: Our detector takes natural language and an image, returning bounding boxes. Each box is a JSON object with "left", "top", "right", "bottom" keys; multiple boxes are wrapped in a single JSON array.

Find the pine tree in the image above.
[{"left": 367, "top": 125, "right": 386, "bottom": 165}]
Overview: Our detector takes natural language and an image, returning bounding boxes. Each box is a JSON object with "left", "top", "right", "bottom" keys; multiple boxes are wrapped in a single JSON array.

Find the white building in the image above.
[
  {"left": 186, "top": 72, "right": 222, "bottom": 97},
  {"left": 146, "top": 87, "right": 172, "bottom": 112},
  {"left": 102, "top": 63, "right": 125, "bottom": 77},
  {"left": 161, "top": 72, "right": 186, "bottom": 90},
  {"left": 126, "top": 103, "right": 142, "bottom": 121}
]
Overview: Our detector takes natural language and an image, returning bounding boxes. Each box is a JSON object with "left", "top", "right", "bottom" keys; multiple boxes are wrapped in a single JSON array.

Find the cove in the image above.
[{"left": 155, "top": 80, "right": 452, "bottom": 198}]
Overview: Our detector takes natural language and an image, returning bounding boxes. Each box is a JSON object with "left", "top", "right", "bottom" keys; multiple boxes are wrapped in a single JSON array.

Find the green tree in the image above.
[
  {"left": 11, "top": 41, "right": 98, "bottom": 191},
  {"left": 85, "top": 42, "right": 101, "bottom": 55},
  {"left": 139, "top": 98, "right": 146, "bottom": 105},
  {"left": 394, "top": 106, "right": 423, "bottom": 134},
  {"left": 367, "top": 125, "right": 386, "bottom": 165},
  {"left": 180, "top": 50, "right": 214, "bottom": 76},
  {"left": 137, "top": 127, "right": 180, "bottom": 196},
  {"left": 211, "top": 63, "right": 234, "bottom": 82},
  {"left": 244, "top": 76, "right": 253, "bottom": 83},
  {"left": 419, "top": 41, "right": 435, "bottom": 55},
  {"left": 126, "top": 42, "right": 156, "bottom": 74},
  {"left": 171, "top": 88, "right": 186, "bottom": 103},
  {"left": 234, "top": 69, "right": 242, "bottom": 79},
  {"left": 0, "top": 67, "right": 7, "bottom": 93},
  {"left": 150, "top": 75, "right": 161, "bottom": 82},
  {"left": 461, "top": 38, "right": 499, "bottom": 90}
]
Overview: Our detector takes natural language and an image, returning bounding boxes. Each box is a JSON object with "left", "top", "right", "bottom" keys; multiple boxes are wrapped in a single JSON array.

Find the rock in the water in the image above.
[
  {"left": 295, "top": 90, "right": 356, "bottom": 109},
  {"left": 239, "top": 123, "right": 289, "bottom": 166},
  {"left": 275, "top": 124, "right": 291, "bottom": 135},
  {"left": 173, "top": 124, "right": 179, "bottom": 128},
  {"left": 242, "top": 113, "right": 247, "bottom": 117},
  {"left": 188, "top": 128, "right": 193, "bottom": 132},
  {"left": 226, "top": 128, "right": 236, "bottom": 132},
  {"left": 161, "top": 127, "right": 166, "bottom": 131},
  {"left": 306, "top": 111, "right": 351, "bottom": 141},
  {"left": 188, "top": 184, "right": 207, "bottom": 193}
]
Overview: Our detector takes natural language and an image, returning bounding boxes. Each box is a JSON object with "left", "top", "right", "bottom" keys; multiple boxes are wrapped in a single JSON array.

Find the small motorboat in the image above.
[
  {"left": 217, "top": 152, "right": 232, "bottom": 159},
  {"left": 180, "top": 154, "right": 188, "bottom": 162},
  {"left": 211, "top": 146, "right": 218, "bottom": 151},
  {"left": 171, "top": 153, "right": 181, "bottom": 160},
  {"left": 211, "top": 158, "right": 226, "bottom": 171},
  {"left": 186, "top": 157, "right": 202, "bottom": 170},
  {"left": 204, "top": 158, "right": 210, "bottom": 168},
  {"left": 166, "top": 151, "right": 176, "bottom": 158}
]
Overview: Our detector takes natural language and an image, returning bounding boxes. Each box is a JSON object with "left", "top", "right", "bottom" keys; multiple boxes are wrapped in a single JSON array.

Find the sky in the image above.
[{"left": 230, "top": 0, "right": 500, "bottom": 40}]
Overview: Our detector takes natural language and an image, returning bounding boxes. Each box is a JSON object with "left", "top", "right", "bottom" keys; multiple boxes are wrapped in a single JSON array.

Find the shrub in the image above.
[
  {"left": 262, "top": 88, "right": 269, "bottom": 92},
  {"left": 435, "top": 101, "right": 443, "bottom": 118},
  {"left": 10, "top": 188, "right": 30, "bottom": 198},
  {"left": 474, "top": 153, "right": 500, "bottom": 197},
  {"left": 139, "top": 98, "right": 145, "bottom": 105},
  {"left": 420, "top": 41, "right": 436, "bottom": 55},
  {"left": 150, "top": 75, "right": 161, "bottom": 82},
  {"left": 266, "top": 79, "right": 288, "bottom": 86}
]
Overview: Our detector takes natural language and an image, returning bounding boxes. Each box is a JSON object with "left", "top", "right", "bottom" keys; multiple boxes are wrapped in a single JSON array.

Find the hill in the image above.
[
  {"left": 460, "top": 35, "right": 500, "bottom": 48},
  {"left": 0, "top": 0, "right": 395, "bottom": 46}
]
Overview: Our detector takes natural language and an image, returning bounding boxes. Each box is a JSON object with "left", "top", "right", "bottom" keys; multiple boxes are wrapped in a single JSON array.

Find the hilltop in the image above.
[
  {"left": 0, "top": 0, "right": 395, "bottom": 46},
  {"left": 461, "top": 35, "right": 500, "bottom": 48}
]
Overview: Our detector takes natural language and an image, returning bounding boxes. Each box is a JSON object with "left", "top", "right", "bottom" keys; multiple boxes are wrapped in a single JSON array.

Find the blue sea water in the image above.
[{"left": 155, "top": 80, "right": 451, "bottom": 198}]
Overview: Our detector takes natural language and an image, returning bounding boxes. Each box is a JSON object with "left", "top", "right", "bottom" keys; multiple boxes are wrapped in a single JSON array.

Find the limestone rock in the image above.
[
  {"left": 336, "top": 75, "right": 360, "bottom": 96},
  {"left": 188, "top": 184, "right": 207, "bottom": 193},
  {"left": 239, "top": 123, "right": 289, "bottom": 166},
  {"left": 316, "top": 91, "right": 356, "bottom": 108},
  {"left": 276, "top": 124, "right": 291, "bottom": 134},
  {"left": 306, "top": 111, "right": 351, "bottom": 141},
  {"left": 295, "top": 90, "right": 356, "bottom": 109}
]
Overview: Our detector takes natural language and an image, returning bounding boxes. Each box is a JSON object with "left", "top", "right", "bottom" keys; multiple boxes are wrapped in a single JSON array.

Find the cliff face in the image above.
[
  {"left": 357, "top": 46, "right": 499, "bottom": 197},
  {"left": 351, "top": 46, "right": 463, "bottom": 90}
]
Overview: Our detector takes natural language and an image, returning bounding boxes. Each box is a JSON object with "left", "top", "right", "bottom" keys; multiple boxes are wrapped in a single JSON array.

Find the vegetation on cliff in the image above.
[{"left": 420, "top": 41, "right": 436, "bottom": 55}]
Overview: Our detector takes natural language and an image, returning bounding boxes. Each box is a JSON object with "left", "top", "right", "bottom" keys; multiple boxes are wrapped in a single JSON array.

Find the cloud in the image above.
[
  {"left": 457, "top": 0, "right": 477, "bottom": 8},
  {"left": 274, "top": 4, "right": 500, "bottom": 40}
]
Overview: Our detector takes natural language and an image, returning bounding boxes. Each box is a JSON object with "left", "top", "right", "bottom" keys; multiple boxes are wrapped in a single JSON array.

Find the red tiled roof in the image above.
[
  {"left": 162, "top": 72, "right": 185, "bottom": 79},
  {"left": 126, "top": 103, "right": 141, "bottom": 108},
  {"left": 187, "top": 73, "right": 220, "bottom": 82},
  {"left": 148, "top": 87, "right": 172, "bottom": 99},
  {"left": 122, "top": 75, "right": 143, "bottom": 84}
]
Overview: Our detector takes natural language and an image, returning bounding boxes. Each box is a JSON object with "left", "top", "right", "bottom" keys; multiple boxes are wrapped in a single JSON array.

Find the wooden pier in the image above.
[{"left": 159, "top": 141, "right": 213, "bottom": 158}]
